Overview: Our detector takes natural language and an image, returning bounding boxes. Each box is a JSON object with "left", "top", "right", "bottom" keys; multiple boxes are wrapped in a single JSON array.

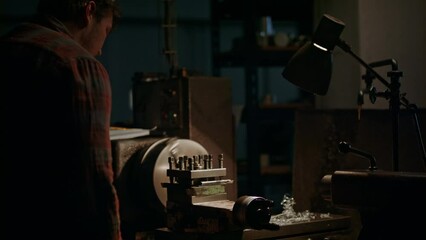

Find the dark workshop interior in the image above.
[{"left": 1, "top": 0, "right": 426, "bottom": 239}]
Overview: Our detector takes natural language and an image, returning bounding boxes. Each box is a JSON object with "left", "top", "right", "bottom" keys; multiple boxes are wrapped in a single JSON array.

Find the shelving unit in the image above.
[{"left": 210, "top": 0, "right": 314, "bottom": 202}]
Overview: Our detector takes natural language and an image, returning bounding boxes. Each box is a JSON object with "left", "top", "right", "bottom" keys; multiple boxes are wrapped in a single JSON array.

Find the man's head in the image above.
[{"left": 37, "top": 0, "right": 121, "bottom": 56}]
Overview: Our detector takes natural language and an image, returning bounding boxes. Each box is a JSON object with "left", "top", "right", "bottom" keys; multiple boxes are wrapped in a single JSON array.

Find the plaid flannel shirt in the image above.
[{"left": 0, "top": 16, "right": 121, "bottom": 240}]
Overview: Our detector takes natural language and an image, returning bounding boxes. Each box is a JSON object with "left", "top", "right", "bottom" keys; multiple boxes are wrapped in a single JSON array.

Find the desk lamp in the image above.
[
  {"left": 282, "top": 14, "right": 425, "bottom": 171},
  {"left": 282, "top": 14, "right": 426, "bottom": 239}
]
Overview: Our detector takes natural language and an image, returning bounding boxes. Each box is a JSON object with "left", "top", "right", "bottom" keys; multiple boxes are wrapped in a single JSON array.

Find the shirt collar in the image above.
[{"left": 33, "top": 15, "right": 73, "bottom": 38}]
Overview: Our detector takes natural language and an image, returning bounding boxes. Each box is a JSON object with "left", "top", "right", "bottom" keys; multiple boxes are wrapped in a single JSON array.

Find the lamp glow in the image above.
[{"left": 313, "top": 43, "right": 328, "bottom": 52}]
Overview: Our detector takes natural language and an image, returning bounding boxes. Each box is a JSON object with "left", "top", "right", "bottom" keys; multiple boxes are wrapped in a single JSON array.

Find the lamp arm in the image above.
[
  {"left": 336, "top": 39, "right": 391, "bottom": 89},
  {"left": 368, "top": 59, "right": 398, "bottom": 71},
  {"left": 336, "top": 40, "right": 410, "bottom": 105},
  {"left": 337, "top": 39, "right": 426, "bottom": 171}
]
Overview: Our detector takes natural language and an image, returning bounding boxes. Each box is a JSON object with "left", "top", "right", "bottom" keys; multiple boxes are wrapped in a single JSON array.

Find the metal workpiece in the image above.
[
  {"left": 167, "top": 153, "right": 226, "bottom": 171},
  {"left": 209, "top": 154, "right": 213, "bottom": 169},
  {"left": 178, "top": 156, "right": 183, "bottom": 170},
  {"left": 218, "top": 153, "right": 224, "bottom": 168},
  {"left": 193, "top": 155, "right": 203, "bottom": 170},
  {"left": 183, "top": 155, "right": 188, "bottom": 170},
  {"left": 232, "top": 196, "right": 278, "bottom": 231},
  {"left": 188, "top": 157, "right": 194, "bottom": 170},
  {"left": 203, "top": 154, "right": 209, "bottom": 169}
]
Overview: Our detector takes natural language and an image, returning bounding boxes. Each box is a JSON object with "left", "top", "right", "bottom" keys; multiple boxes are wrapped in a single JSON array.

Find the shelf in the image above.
[
  {"left": 237, "top": 164, "right": 291, "bottom": 176},
  {"left": 213, "top": 46, "right": 300, "bottom": 67},
  {"left": 260, "top": 165, "right": 291, "bottom": 176},
  {"left": 259, "top": 102, "right": 314, "bottom": 110},
  {"left": 211, "top": 0, "right": 314, "bottom": 198},
  {"left": 212, "top": 0, "right": 314, "bottom": 22}
]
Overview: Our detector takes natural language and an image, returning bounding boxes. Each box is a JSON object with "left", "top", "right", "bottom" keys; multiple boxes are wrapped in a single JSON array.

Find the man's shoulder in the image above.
[{"left": 2, "top": 23, "right": 96, "bottom": 62}]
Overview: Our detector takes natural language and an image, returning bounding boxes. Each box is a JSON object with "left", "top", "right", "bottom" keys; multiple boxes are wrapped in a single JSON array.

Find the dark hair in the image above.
[{"left": 37, "top": 0, "right": 120, "bottom": 27}]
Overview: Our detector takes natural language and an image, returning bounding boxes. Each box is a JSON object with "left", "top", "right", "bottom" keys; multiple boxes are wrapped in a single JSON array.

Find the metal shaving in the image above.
[{"left": 270, "top": 195, "right": 331, "bottom": 226}]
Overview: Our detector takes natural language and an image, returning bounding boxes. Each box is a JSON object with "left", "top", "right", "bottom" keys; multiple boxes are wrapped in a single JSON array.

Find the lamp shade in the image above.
[
  {"left": 282, "top": 14, "right": 346, "bottom": 96},
  {"left": 281, "top": 42, "right": 332, "bottom": 95}
]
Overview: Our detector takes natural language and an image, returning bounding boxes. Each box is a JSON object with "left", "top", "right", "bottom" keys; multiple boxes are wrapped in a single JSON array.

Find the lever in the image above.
[{"left": 338, "top": 141, "right": 378, "bottom": 171}]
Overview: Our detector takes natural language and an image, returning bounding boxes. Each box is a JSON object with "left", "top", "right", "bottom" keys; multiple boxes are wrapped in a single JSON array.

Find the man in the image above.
[{"left": 0, "top": 1, "right": 121, "bottom": 239}]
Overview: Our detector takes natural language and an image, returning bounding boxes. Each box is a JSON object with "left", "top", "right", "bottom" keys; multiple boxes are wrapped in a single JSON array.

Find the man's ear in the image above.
[{"left": 82, "top": 1, "right": 97, "bottom": 26}]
